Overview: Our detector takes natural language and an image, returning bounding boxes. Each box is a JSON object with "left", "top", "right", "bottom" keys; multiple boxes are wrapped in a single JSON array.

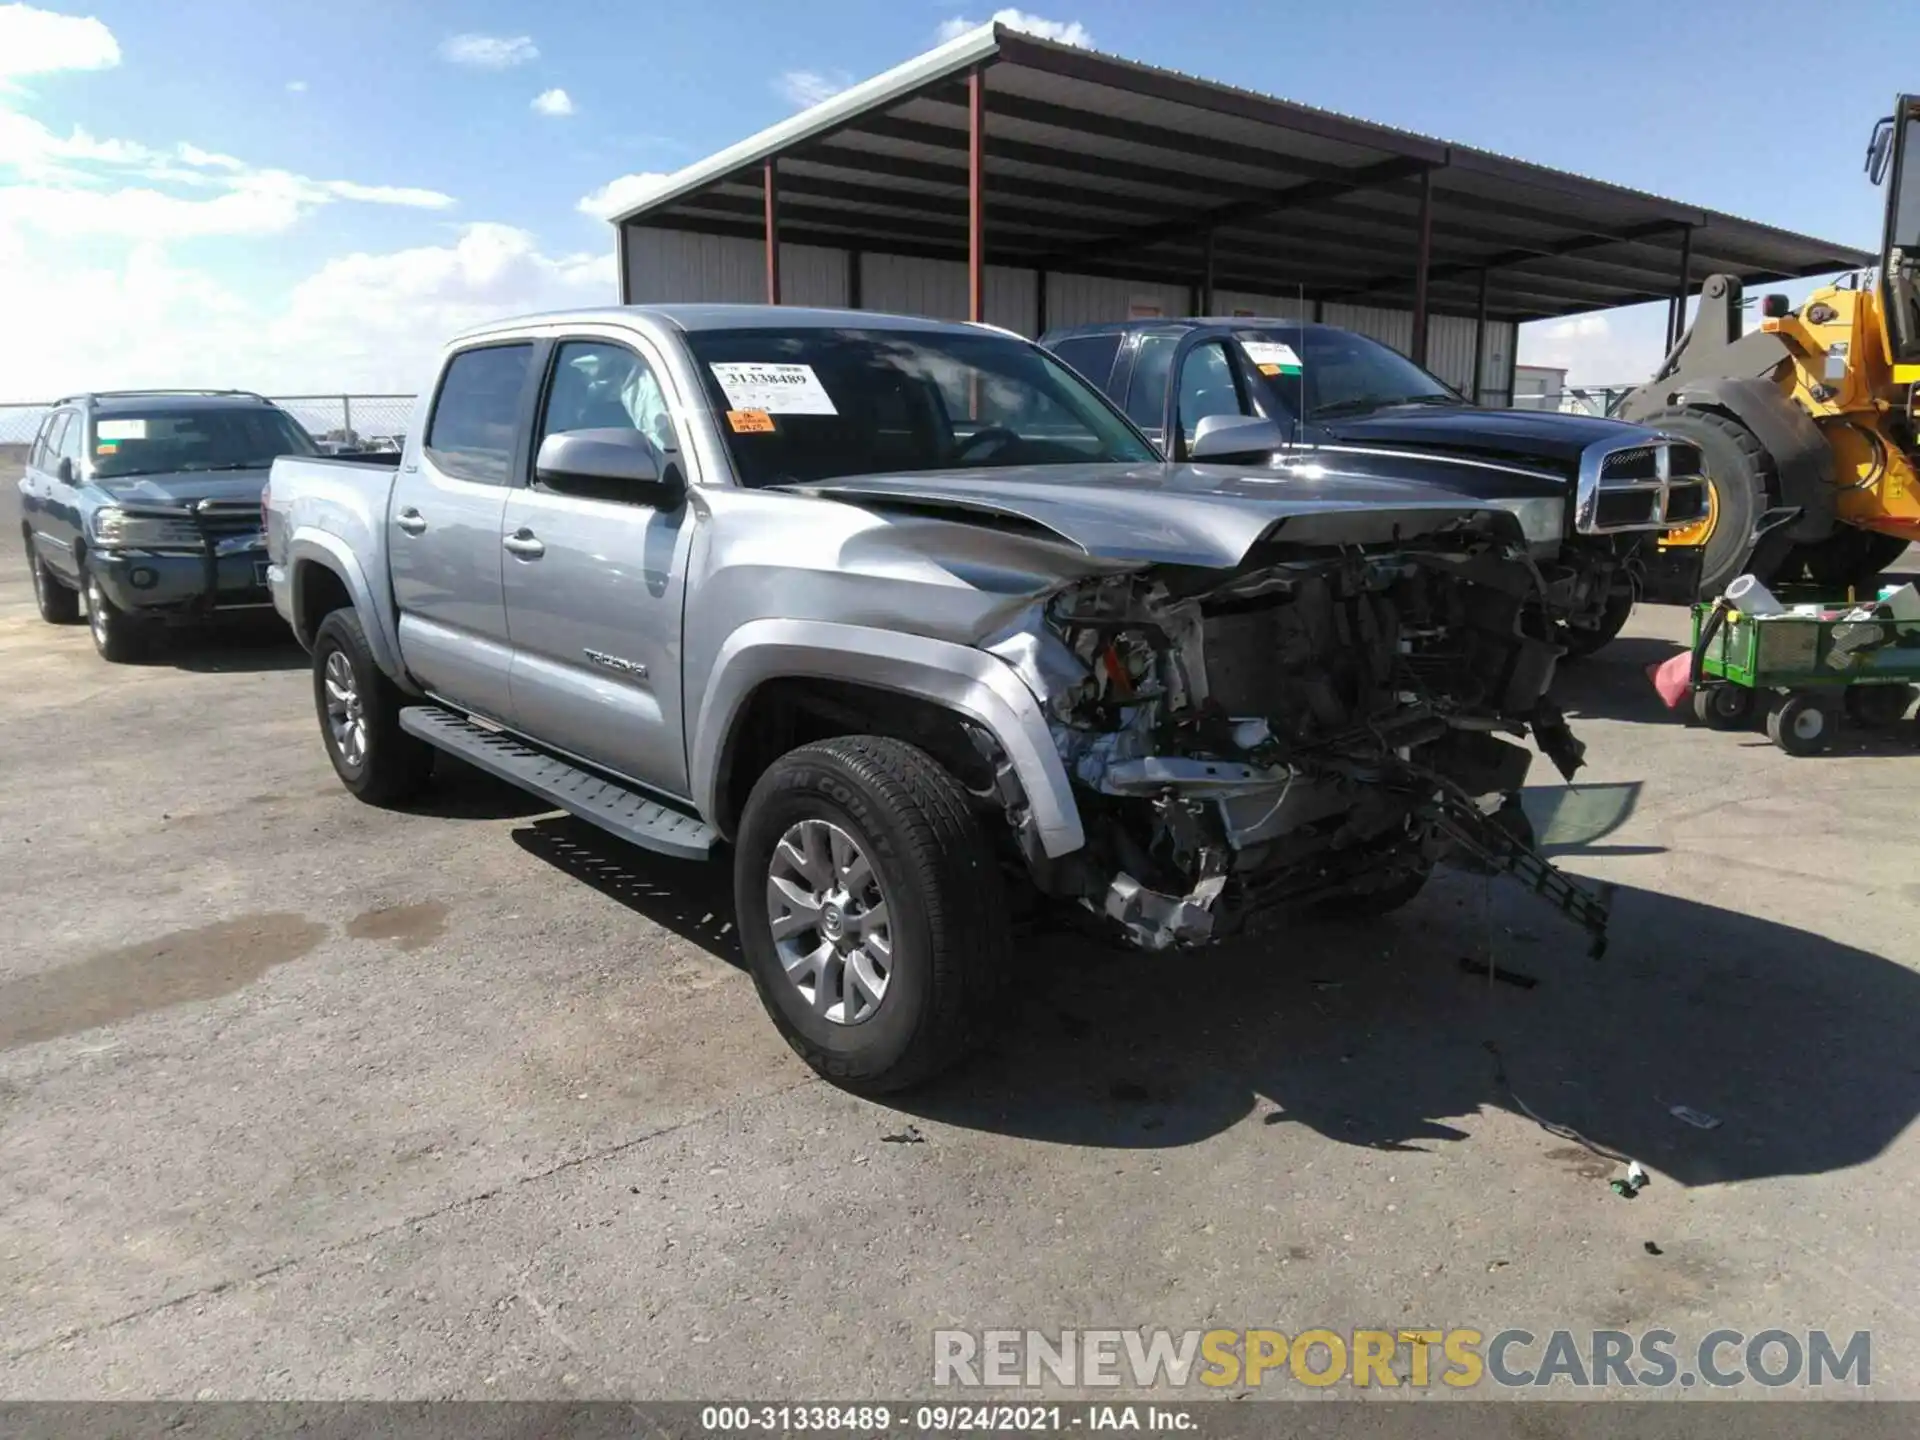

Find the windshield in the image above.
[
  {"left": 1235, "top": 326, "right": 1464, "bottom": 421},
  {"left": 685, "top": 327, "right": 1158, "bottom": 488},
  {"left": 90, "top": 406, "right": 317, "bottom": 480}
]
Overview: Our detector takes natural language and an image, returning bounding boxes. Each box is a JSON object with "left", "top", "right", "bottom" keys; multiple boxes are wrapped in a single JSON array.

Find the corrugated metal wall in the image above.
[{"left": 625, "top": 228, "right": 1515, "bottom": 404}]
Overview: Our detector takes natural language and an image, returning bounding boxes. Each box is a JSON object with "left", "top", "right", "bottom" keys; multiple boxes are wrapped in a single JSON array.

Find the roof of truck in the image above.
[
  {"left": 453, "top": 304, "right": 990, "bottom": 342},
  {"left": 1045, "top": 317, "right": 1345, "bottom": 339}
]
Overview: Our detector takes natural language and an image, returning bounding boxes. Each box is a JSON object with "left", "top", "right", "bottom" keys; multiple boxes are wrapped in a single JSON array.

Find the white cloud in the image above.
[
  {"left": 531, "top": 87, "right": 573, "bottom": 117},
  {"left": 0, "top": 104, "right": 454, "bottom": 236},
  {"left": 0, "top": 223, "right": 617, "bottom": 396},
  {"left": 577, "top": 170, "right": 672, "bottom": 221},
  {"left": 0, "top": 2, "right": 120, "bottom": 82},
  {"left": 437, "top": 33, "right": 537, "bottom": 69},
  {"left": 774, "top": 69, "right": 849, "bottom": 109},
  {"left": 285, "top": 79, "right": 307, "bottom": 94},
  {"left": 1518, "top": 305, "right": 1673, "bottom": 388},
  {"left": 936, "top": 9, "right": 1092, "bottom": 46}
]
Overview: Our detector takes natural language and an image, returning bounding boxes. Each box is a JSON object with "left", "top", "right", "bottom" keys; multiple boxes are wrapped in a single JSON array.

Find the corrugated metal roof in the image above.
[{"left": 611, "top": 23, "right": 1870, "bottom": 323}]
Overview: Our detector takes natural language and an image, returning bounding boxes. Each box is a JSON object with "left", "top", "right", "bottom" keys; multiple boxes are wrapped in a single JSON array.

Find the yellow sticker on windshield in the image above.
[
  {"left": 727, "top": 409, "right": 774, "bottom": 434},
  {"left": 1257, "top": 363, "right": 1282, "bottom": 376},
  {"left": 96, "top": 441, "right": 119, "bottom": 453}
]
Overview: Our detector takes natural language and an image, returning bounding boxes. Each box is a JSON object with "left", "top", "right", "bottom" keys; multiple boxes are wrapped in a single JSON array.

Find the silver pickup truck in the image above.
[{"left": 266, "top": 304, "right": 1608, "bottom": 1092}]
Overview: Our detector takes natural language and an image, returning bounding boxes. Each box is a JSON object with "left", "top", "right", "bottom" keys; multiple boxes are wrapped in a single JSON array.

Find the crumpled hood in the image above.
[
  {"left": 777, "top": 460, "right": 1524, "bottom": 569},
  {"left": 1320, "top": 404, "right": 1659, "bottom": 471},
  {"left": 93, "top": 468, "right": 270, "bottom": 510}
]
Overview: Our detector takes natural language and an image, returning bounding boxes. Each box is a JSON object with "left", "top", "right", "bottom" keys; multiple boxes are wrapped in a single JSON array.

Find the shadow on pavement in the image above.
[
  {"left": 147, "top": 616, "right": 308, "bottom": 674},
  {"left": 511, "top": 814, "right": 745, "bottom": 968},
  {"left": 898, "top": 872, "right": 1920, "bottom": 1187},
  {"left": 497, "top": 807, "right": 1920, "bottom": 1189}
]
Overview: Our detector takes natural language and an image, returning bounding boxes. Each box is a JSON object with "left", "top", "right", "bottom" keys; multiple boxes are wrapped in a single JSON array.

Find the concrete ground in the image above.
[{"left": 1, "top": 502, "right": 1917, "bottom": 1402}]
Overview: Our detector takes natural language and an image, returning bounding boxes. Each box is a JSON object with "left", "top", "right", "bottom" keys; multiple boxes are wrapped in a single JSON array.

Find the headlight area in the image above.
[
  {"left": 987, "top": 540, "right": 1602, "bottom": 954},
  {"left": 1496, "top": 495, "right": 1566, "bottom": 548},
  {"left": 91, "top": 507, "right": 205, "bottom": 550}
]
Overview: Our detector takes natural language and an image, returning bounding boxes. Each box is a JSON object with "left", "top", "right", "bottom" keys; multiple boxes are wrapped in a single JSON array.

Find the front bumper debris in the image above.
[{"left": 1431, "top": 791, "right": 1614, "bottom": 958}]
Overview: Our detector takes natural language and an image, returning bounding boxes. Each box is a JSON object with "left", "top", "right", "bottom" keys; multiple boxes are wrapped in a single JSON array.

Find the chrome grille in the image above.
[
  {"left": 1599, "top": 447, "right": 1658, "bottom": 482},
  {"left": 1577, "top": 437, "right": 1709, "bottom": 535}
]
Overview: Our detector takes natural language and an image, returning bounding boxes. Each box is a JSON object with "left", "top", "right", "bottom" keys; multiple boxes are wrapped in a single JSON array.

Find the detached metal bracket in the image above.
[{"left": 1433, "top": 801, "right": 1614, "bottom": 958}]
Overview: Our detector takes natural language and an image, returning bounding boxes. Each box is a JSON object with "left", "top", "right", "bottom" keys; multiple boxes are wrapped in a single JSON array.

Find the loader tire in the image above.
[{"left": 1639, "top": 407, "right": 1775, "bottom": 598}]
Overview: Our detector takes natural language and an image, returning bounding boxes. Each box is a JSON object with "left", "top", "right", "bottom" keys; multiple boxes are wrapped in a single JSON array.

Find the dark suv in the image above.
[{"left": 18, "top": 390, "right": 318, "bottom": 661}]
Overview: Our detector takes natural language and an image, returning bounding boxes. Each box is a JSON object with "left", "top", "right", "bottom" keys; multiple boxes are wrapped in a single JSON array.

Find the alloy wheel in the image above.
[
  {"left": 765, "top": 818, "right": 894, "bottom": 1025},
  {"left": 322, "top": 648, "right": 368, "bottom": 768}
]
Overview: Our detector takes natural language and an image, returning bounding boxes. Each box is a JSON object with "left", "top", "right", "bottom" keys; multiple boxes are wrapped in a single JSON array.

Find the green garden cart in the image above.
[{"left": 1689, "top": 599, "right": 1920, "bottom": 753}]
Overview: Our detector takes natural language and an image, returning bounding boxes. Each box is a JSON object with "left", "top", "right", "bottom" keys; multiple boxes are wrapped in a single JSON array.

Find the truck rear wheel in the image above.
[
  {"left": 1639, "top": 407, "right": 1774, "bottom": 598},
  {"left": 311, "top": 608, "right": 432, "bottom": 805},
  {"left": 734, "top": 735, "right": 1010, "bottom": 1094}
]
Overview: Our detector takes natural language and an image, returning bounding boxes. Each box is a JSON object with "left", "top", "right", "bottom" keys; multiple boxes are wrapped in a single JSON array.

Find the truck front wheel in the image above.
[
  {"left": 735, "top": 736, "right": 1010, "bottom": 1093},
  {"left": 1639, "top": 407, "right": 1774, "bottom": 597},
  {"left": 311, "top": 608, "right": 431, "bottom": 805}
]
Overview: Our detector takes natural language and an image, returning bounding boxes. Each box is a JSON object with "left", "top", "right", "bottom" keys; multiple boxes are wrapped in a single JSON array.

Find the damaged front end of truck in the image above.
[{"left": 982, "top": 512, "right": 1611, "bottom": 956}]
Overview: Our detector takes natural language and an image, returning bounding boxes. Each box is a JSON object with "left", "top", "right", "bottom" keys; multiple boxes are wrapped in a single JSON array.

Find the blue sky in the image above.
[{"left": 2, "top": 0, "right": 1917, "bottom": 395}]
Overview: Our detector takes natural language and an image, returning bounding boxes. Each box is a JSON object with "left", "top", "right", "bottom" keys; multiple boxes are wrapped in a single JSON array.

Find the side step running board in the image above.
[{"left": 400, "top": 706, "right": 716, "bottom": 861}]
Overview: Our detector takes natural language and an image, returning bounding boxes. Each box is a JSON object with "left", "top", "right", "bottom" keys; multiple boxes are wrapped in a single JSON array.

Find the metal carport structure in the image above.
[{"left": 611, "top": 23, "right": 1868, "bottom": 405}]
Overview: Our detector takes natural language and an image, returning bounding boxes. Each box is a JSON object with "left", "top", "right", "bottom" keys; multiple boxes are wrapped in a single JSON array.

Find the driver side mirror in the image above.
[
  {"left": 1187, "top": 413, "right": 1284, "bottom": 461},
  {"left": 55, "top": 457, "right": 75, "bottom": 485},
  {"left": 534, "top": 427, "right": 682, "bottom": 507}
]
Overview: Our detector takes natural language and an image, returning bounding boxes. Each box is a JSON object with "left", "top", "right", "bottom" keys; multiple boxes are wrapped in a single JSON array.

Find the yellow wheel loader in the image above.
[{"left": 1618, "top": 95, "right": 1920, "bottom": 597}]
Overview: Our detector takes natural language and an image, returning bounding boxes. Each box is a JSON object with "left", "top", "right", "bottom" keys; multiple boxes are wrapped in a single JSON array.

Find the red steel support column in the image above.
[
  {"left": 763, "top": 160, "right": 781, "bottom": 305},
  {"left": 1411, "top": 166, "right": 1433, "bottom": 365},
  {"left": 968, "top": 68, "right": 986, "bottom": 322}
]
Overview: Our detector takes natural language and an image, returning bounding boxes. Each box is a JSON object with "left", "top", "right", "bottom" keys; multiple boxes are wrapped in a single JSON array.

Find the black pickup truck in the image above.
[{"left": 1042, "top": 318, "right": 1708, "bottom": 653}]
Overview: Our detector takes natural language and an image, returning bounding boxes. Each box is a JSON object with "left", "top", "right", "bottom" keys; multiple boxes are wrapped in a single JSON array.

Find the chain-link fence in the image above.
[{"left": 0, "top": 395, "right": 418, "bottom": 450}]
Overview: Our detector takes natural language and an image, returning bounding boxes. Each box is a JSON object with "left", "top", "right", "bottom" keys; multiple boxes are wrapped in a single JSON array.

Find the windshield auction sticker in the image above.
[
  {"left": 1240, "top": 341, "right": 1303, "bottom": 376},
  {"left": 96, "top": 419, "right": 148, "bottom": 440},
  {"left": 709, "top": 362, "right": 839, "bottom": 415},
  {"left": 726, "top": 409, "right": 775, "bottom": 434}
]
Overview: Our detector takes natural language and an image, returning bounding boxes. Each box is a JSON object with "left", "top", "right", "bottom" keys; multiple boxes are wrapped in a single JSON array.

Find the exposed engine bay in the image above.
[{"left": 986, "top": 526, "right": 1611, "bottom": 954}]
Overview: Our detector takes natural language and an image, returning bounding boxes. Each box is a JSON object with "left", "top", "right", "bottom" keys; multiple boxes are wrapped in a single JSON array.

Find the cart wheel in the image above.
[
  {"left": 1844, "top": 683, "right": 1916, "bottom": 728},
  {"left": 1692, "top": 684, "right": 1754, "bottom": 730},
  {"left": 1767, "top": 692, "right": 1833, "bottom": 755}
]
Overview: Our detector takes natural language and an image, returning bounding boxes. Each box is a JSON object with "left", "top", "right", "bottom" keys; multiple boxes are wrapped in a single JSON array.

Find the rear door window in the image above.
[
  {"left": 1047, "top": 333, "right": 1122, "bottom": 390},
  {"left": 426, "top": 343, "right": 536, "bottom": 485},
  {"left": 1123, "top": 333, "right": 1178, "bottom": 434},
  {"left": 28, "top": 413, "right": 56, "bottom": 471}
]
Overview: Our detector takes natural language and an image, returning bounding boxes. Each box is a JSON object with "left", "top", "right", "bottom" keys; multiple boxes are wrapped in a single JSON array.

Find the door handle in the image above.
[
  {"left": 503, "top": 528, "right": 545, "bottom": 558},
  {"left": 395, "top": 508, "right": 427, "bottom": 535}
]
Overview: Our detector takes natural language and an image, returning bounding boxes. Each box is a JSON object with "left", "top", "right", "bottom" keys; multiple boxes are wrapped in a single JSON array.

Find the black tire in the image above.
[
  {"left": 1790, "top": 528, "right": 1913, "bottom": 594},
  {"left": 311, "top": 607, "right": 432, "bottom": 804},
  {"left": 1640, "top": 407, "right": 1773, "bottom": 598},
  {"left": 82, "top": 565, "right": 147, "bottom": 663},
  {"left": 1558, "top": 581, "right": 1635, "bottom": 660},
  {"left": 1767, "top": 691, "right": 1833, "bottom": 755},
  {"left": 1692, "top": 683, "right": 1755, "bottom": 730},
  {"left": 25, "top": 535, "right": 79, "bottom": 624},
  {"left": 1845, "top": 683, "right": 1916, "bottom": 727},
  {"left": 734, "top": 735, "right": 1010, "bottom": 1094}
]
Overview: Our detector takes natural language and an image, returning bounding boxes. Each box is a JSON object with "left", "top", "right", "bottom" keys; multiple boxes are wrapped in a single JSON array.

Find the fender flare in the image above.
[
  {"left": 286, "top": 529, "right": 407, "bottom": 684},
  {"left": 690, "top": 618, "right": 1086, "bottom": 858},
  {"left": 1631, "top": 376, "right": 1837, "bottom": 543}
]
